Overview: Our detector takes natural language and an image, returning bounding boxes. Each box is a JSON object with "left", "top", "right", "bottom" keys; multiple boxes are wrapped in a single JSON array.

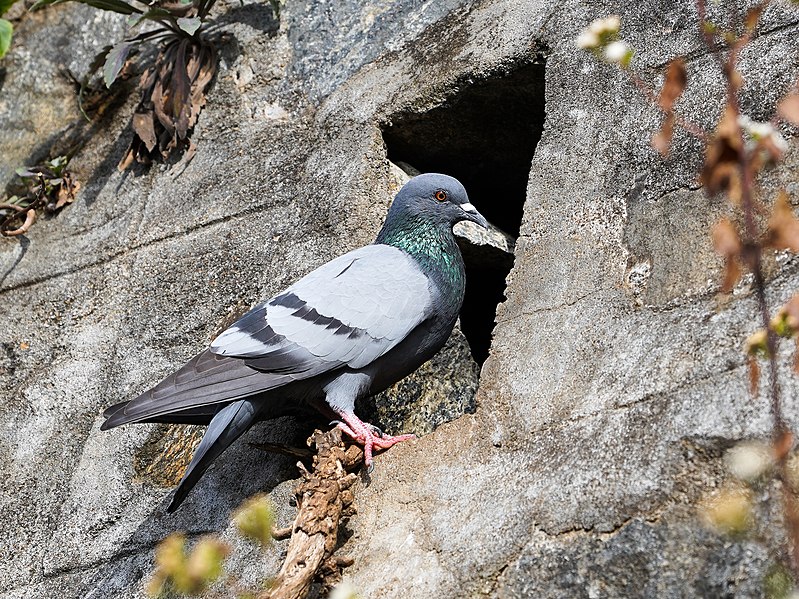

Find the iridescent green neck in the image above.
[{"left": 375, "top": 216, "right": 465, "bottom": 301}]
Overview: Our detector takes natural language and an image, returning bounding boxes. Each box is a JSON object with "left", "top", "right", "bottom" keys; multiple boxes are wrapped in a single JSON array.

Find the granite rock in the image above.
[{"left": 2, "top": 0, "right": 799, "bottom": 597}]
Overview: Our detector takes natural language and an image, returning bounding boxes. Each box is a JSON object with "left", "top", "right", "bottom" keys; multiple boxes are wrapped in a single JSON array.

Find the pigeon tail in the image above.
[{"left": 167, "top": 399, "right": 259, "bottom": 512}]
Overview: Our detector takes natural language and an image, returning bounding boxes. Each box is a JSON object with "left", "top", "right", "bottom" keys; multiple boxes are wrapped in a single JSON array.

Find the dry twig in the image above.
[{"left": 262, "top": 428, "right": 362, "bottom": 599}]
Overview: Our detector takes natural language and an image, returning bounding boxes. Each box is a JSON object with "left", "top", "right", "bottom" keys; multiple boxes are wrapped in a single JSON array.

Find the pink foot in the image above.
[{"left": 335, "top": 412, "right": 415, "bottom": 468}]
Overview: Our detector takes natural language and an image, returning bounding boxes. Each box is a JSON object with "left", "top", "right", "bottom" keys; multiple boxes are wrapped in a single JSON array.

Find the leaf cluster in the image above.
[
  {"left": 31, "top": 0, "right": 221, "bottom": 168},
  {"left": 147, "top": 533, "right": 230, "bottom": 597},
  {"left": 0, "top": 156, "right": 79, "bottom": 236},
  {"left": 148, "top": 495, "right": 276, "bottom": 598},
  {"left": 233, "top": 494, "right": 275, "bottom": 548}
]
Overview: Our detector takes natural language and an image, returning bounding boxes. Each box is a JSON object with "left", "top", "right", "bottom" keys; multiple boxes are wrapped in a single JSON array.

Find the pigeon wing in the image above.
[
  {"left": 211, "top": 244, "right": 433, "bottom": 370},
  {"left": 102, "top": 244, "right": 433, "bottom": 430}
]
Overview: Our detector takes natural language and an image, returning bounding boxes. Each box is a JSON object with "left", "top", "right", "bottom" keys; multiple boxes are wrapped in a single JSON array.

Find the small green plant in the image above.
[
  {"left": 147, "top": 533, "right": 230, "bottom": 597},
  {"left": 31, "top": 0, "right": 224, "bottom": 168},
  {"left": 148, "top": 494, "right": 276, "bottom": 597},
  {"left": 1, "top": 156, "right": 79, "bottom": 236},
  {"left": 0, "top": 0, "right": 18, "bottom": 58},
  {"left": 233, "top": 494, "right": 276, "bottom": 548}
]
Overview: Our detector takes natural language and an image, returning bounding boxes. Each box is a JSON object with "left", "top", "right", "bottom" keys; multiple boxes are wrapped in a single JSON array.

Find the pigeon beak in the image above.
[{"left": 460, "top": 202, "right": 489, "bottom": 229}]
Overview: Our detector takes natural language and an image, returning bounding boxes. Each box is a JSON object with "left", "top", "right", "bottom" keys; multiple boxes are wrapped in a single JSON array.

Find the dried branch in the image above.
[
  {"left": 629, "top": 71, "right": 708, "bottom": 142},
  {"left": 0, "top": 204, "right": 35, "bottom": 236},
  {"left": 262, "top": 429, "right": 362, "bottom": 599},
  {"left": 694, "top": 0, "right": 799, "bottom": 578}
]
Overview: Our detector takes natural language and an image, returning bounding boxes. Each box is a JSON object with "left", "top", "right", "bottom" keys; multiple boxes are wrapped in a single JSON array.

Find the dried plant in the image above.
[
  {"left": 0, "top": 156, "right": 79, "bottom": 236},
  {"left": 31, "top": 0, "right": 222, "bottom": 168},
  {"left": 579, "top": 0, "right": 799, "bottom": 590}
]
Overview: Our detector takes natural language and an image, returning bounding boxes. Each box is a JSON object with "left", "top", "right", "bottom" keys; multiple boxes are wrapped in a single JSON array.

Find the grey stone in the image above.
[{"left": 3, "top": 0, "right": 799, "bottom": 597}]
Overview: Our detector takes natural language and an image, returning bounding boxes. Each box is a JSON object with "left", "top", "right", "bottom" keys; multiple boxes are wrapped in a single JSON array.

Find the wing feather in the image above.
[
  {"left": 101, "top": 351, "right": 288, "bottom": 428},
  {"left": 210, "top": 244, "right": 433, "bottom": 371}
]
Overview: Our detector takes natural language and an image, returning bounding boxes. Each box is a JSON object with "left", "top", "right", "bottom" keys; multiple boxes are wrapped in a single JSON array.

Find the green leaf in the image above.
[
  {"left": 137, "top": 6, "right": 172, "bottom": 21},
  {"left": 15, "top": 166, "right": 36, "bottom": 178},
  {"left": 0, "top": 0, "right": 16, "bottom": 15},
  {"left": 48, "top": 156, "right": 68, "bottom": 171},
  {"left": 0, "top": 18, "right": 10, "bottom": 58},
  {"left": 267, "top": 0, "right": 280, "bottom": 18},
  {"left": 103, "top": 41, "right": 131, "bottom": 88},
  {"left": 233, "top": 495, "right": 275, "bottom": 547},
  {"left": 76, "top": 44, "right": 112, "bottom": 121},
  {"left": 80, "top": 0, "right": 141, "bottom": 13},
  {"left": 764, "top": 562, "right": 794, "bottom": 599},
  {"left": 176, "top": 16, "right": 200, "bottom": 35}
]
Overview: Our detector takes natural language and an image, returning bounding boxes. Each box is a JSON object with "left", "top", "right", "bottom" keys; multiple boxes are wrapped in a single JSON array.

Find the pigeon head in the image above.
[{"left": 388, "top": 173, "right": 489, "bottom": 230}]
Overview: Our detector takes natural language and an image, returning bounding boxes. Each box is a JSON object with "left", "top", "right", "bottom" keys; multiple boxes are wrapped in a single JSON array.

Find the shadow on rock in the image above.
[{"left": 0, "top": 235, "right": 30, "bottom": 288}]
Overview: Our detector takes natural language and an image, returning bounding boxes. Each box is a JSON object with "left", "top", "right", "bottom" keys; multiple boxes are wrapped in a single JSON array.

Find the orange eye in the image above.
[{"left": 434, "top": 190, "right": 448, "bottom": 202}]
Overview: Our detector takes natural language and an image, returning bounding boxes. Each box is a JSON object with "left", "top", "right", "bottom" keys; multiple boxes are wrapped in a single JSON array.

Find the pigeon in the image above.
[{"left": 101, "top": 173, "right": 488, "bottom": 511}]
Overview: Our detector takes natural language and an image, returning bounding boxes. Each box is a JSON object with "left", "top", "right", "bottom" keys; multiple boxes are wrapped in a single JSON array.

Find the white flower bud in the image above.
[
  {"left": 739, "top": 114, "right": 789, "bottom": 153},
  {"left": 603, "top": 40, "right": 631, "bottom": 64},
  {"left": 749, "top": 121, "right": 776, "bottom": 139},
  {"left": 588, "top": 15, "right": 621, "bottom": 36},
  {"left": 773, "top": 131, "right": 789, "bottom": 153},
  {"left": 737, "top": 115, "right": 753, "bottom": 131},
  {"left": 724, "top": 441, "right": 773, "bottom": 482},
  {"left": 330, "top": 582, "right": 360, "bottom": 599},
  {"left": 576, "top": 29, "right": 600, "bottom": 49},
  {"left": 603, "top": 15, "right": 621, "bottom": 33}
]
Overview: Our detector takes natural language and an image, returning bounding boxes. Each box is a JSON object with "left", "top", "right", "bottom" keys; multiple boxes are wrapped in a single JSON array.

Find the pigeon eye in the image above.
[{"left": 434, "top": 190, "right": 448, "bottom": 202}]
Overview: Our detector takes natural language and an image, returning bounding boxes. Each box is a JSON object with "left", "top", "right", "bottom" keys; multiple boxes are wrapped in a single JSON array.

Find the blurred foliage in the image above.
[
  {"left": 579, "top": 0, "right": 799, "bottom": 593},
  {"left": 765, "top": 563, "right": 795, "bottom": 599},
  {"left": 148, "top": 494, "right": 276, "bottom": 597},
  {"left": 148, "top": 533, "right": 230, "bottom": 597},
  {"left": 233, "top": 494, "right": 276, "bottom": 548}
]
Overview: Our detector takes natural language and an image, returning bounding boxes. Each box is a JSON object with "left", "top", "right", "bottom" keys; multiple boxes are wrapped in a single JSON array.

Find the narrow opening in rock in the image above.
[{"left": 382, "top": 60, "right": 546, "bottom": 364}]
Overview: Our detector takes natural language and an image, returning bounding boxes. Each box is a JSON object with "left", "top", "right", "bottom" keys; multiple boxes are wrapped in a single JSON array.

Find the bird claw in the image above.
[
  {"left": 333, "top": 420, "right": 360, "bottom": 441},
  {"left": 335, "top": 412, "right": 415, "bottom": 470},
  {"left": 366, "top": 423, "right": 385, "bottom": 438}
]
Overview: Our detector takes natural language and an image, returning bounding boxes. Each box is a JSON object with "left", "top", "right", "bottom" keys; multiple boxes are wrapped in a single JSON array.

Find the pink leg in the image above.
[{"left": 335, "top": 411, "right": 415, "bottom": 468}]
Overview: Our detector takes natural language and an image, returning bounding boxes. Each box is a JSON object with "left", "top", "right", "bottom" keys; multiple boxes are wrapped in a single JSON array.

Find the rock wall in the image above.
[{"left": 2, "top": 0, "right": 799, "bottom": 597}]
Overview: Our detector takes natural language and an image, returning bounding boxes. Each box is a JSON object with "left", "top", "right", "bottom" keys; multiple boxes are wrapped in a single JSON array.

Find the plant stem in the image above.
[{"left": 695, "top": 0, "right": 798, "bottom": 578}]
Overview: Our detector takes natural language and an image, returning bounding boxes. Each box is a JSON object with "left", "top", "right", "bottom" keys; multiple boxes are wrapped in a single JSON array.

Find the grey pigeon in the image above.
[{"left": 102, "top": 173, "right": 488, "bottom": 512}]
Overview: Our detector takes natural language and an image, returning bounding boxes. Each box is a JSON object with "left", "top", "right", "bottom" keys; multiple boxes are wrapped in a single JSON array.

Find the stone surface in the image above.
[{"left": 2, "top": 0, "right": 799, "bottom": 598}]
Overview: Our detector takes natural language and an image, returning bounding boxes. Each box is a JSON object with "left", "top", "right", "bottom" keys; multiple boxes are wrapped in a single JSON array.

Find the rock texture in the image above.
[{"left": 2, "top": 0, "right": 799, "bottom": 597}]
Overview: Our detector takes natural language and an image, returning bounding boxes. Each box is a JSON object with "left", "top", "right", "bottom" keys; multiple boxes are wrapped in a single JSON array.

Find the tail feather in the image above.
[
  {"left": 99, "top": 351, "right": 284, "bottom": 430},
  {"left": 167, "top": 399, "right": 259, "bottom": 512}
]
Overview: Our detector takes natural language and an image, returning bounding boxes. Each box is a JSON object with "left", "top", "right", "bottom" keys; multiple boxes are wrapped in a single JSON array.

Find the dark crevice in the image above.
[{"left": 382, "top": 59, "right": 546, "bottom": 364}]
